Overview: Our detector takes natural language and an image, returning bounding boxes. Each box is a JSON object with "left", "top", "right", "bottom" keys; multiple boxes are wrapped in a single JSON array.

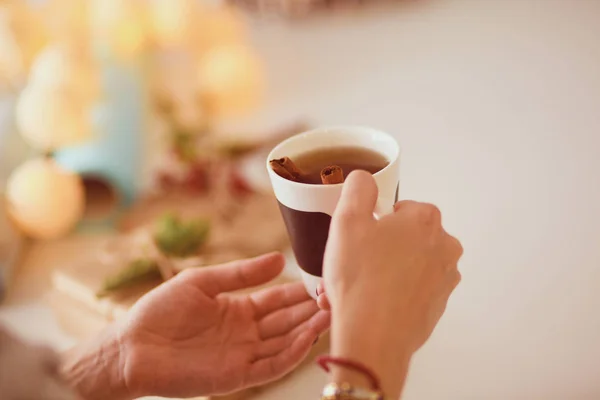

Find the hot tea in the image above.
[{"left": 270, "top": 146, "right": 389, "bottom": 184}]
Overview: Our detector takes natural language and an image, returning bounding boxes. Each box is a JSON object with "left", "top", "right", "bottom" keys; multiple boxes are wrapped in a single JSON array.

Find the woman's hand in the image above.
[
  {"left": 62, "top": 253, "right": 330, "bottom": 400},
  {"left": 322, "top": 171, "right": 462, "bottom": 398}
]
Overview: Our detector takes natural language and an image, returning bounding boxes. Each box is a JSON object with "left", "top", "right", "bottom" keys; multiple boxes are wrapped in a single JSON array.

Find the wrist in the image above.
[
  {"left": 331, "top": 305, "right": 412, "bottom": 399},
  {"left": 61, "top": 323, "right": 132, "bottom": 400}
]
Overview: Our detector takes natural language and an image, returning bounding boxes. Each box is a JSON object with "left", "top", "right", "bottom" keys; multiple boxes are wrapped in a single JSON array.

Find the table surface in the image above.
[{"left": 2, "top": 1, "right": 600, "bottom": 399}]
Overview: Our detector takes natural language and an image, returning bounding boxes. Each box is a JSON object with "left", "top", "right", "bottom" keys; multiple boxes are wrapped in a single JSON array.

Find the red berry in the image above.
[
  {"left": 229, "top": 170, "right": 253, "bottom": 197},
  {"left": 184, "top": 164, "right": 209, "bottom": 193},
  {"left": 157, "top": 171, "right": 177, "bottom": 190}
]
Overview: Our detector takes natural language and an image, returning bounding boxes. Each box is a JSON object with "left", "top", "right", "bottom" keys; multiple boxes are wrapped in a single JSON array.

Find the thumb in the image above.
[
  {"left": 176, "top": 252, "right": 285, "bottom": 297},
  {"left": 333, "top": 170, "right": 378, "bottom": 223}
]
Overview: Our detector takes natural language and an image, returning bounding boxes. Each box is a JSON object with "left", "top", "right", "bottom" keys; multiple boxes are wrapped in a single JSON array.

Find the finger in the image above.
[
  {"left": 250, "top": 282, "right": 312, "bottom": 320},
  {"left": 254, "top": 310, "right": 330, "bottom": 360},
  {"left": 333, "top": 170, "right": 378, "bottom": 224},
  {"left": 393, "top": 200, "right": 420, "bottom": 212},
  {"left": 393, "top": 201, "right": 441, "bottom": 228},
  {"left": 247, "top": 330, "right": 316, "bottom": 386},
  {"left": 176, "top": 252, "right": 285, "bottom": 297},
  {"left": 258, "top": 299, "right": 319, "bottom": 339},
  {"left": 450, "top": 268, "right": 462, "bottom": 290},
  {"left": 445, "top": 233, "right": 464, "bottom": 264},
  {"left": 317, "top": 293, "right": 331, "bottom": 311},
  {"left": 316, "top": 280, "right": 325, "bottom": 296},
  {"left": 441, "top": 266, "right": 461, "bottom": 299}
]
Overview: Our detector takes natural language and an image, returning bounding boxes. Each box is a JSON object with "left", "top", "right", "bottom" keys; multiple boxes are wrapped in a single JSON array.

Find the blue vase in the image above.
[{"left": 54, "top": 55, "right": 149, "bottom": 229}]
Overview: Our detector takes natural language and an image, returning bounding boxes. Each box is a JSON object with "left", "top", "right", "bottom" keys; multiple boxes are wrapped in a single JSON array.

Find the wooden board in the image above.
[
  {"left": 50, "top": 190, "right": 291, "bottom": 320},
  {"left": 51, "top": 263, "right": 294, "bottom": 322},
  {"left": 118, "top": 191, "right": 290, "bottom": 260}
]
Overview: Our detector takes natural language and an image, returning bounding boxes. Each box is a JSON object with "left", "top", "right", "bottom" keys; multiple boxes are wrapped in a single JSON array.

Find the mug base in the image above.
[{"left": 299, "top": 269, "right": 321, "bottom": 300}]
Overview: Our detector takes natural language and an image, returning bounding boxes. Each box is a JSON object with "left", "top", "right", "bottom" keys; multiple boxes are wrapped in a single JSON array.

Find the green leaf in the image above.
[
  {"left": 97, "top": 259, "right": 160, "bottom": 298},
  {"left": 153, "top": 213, "right": 210, "bottom": 258},
  {"left": 173, "top": 131, "right": 198, "bottom": 163},
  {"left": 217, "top": 141, "right": 258, "bottom": 159}
]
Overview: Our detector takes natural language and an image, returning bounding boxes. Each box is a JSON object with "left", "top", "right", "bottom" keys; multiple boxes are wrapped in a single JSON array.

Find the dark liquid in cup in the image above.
[
  {"left": 276, "top": 146, "right": 391, "bottom": 277},
  {"left": 292, "top": 146, "right": 389, "bottom": 184}
]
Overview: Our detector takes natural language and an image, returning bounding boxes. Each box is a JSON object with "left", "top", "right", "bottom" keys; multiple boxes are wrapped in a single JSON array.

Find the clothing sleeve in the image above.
[{"left": 0, "top": 326, "right": 78, "bottom": 400}]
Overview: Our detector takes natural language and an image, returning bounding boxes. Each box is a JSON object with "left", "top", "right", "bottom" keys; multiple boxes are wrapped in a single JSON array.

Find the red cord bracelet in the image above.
[{"left": 316, "top": 355, "right": 381, "bottom": 391}]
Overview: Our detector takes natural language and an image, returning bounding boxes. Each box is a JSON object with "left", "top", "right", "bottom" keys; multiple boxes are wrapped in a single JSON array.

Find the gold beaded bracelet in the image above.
[{"left": 321, "top": 382, "right": 385, "bottom": 400}]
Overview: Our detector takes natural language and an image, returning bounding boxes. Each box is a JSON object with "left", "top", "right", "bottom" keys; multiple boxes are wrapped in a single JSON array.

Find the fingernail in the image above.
[{"left": 316, "top": 287, "right": 321, "bottom": 296}]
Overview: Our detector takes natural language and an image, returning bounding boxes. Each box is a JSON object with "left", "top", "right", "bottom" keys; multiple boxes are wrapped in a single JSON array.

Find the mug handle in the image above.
[{"left": 373, "top": 197, "right": 395, "bottom": 220}]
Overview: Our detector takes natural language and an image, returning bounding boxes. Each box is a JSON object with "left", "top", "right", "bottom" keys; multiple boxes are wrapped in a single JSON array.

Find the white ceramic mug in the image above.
[{"left": 266, "top": 126, "right": 401, "bottom": 299}]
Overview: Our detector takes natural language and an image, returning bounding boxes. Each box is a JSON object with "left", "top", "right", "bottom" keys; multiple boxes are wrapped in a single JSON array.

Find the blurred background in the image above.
[{"left": 1, "top": 1, "right": 600, "bottom": 399}]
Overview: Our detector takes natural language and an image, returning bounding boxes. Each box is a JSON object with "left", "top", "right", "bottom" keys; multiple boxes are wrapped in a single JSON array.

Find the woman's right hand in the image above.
[{"left": 321, "top": 171, "right": 463, "bottom": 398}]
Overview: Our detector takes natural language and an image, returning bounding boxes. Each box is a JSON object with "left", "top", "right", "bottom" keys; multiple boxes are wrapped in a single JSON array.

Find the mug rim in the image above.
[{"left": 266, "top": 125, "right": 400, "bottom": 188}]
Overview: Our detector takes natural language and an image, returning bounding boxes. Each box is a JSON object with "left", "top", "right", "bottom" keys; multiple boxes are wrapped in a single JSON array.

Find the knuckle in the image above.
[
  {"left": 393, "top": 200, "right": 417, "bottom": 212},
  {"left": 416, "top": 203, "right": 441, "bottom": 224},
  {"left": 333, "top": 209, "right": 361, "bottom": 226},
  {"left": 447, "top": 235, "right": 464, "bottom": 260},
  {"left": 455, "top": 239, "right": 464, "bottom": 258},
  {"left": 236, "top": 265, "right": 251, "bottom": 287},
  {"left": 454, "top": 270, "right": 462, "bottom": 287}
]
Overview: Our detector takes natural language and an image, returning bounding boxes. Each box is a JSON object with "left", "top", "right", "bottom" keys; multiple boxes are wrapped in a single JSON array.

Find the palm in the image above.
[{"left": 120, "top": 253, "right": 330, "bottom": 399}]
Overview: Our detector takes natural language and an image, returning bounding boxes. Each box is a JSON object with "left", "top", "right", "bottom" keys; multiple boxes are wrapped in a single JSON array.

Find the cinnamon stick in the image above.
[
  {"left": 320, "top": 165, "right": 344, "bottom": 184},
  {"left": 270, "top": 157, "right": 303, "bottom": 181}
]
